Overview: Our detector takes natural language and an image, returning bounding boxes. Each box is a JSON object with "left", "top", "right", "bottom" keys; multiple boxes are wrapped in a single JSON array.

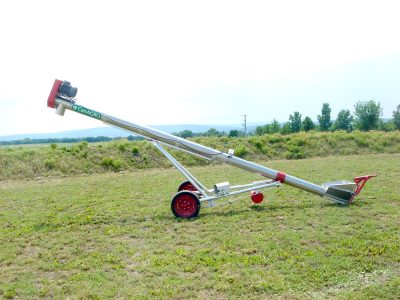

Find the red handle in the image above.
[{"left": 353, "top": 175, "right": 377, "bottom": 195}]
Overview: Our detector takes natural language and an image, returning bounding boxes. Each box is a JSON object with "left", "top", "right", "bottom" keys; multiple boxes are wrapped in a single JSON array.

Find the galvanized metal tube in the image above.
[
  {"left": 54, "top": 98, "right": 326, "bottom": 197},
  {"left": 214, "top": 154, "right": 326, "bottom": 196}
]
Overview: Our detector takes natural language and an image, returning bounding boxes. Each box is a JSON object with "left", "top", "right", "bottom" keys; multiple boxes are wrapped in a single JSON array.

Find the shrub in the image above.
[
  {"left": 235, "top": 145, "right": 248, "bottom": 158},
  {"left": 254, "top": 140, "right": 263, "bottom": 151},
  {"left": 101, "top": 157, "right": 113, "bottom": 167},
  {"left": 285, "top": 146, "right": 305, "bottom": 159},
  {"left": 290, "top": 138, "right": 306, "bottom": 147},
  {"left": 118, "top": 143, "right": 128, "bottom": 152},
  {"left": 50, "top": 143, "right": 57, "bottom": 149},
  {"left": 60, "top": 146, "right": 71, "bottom": 152},
  {"left": 71, "top": 145, "right": 81, "bottom": 154},
  {"left": 354, "top": 134, "right": 369, "bottom": 147},
  {"left": 268, "top": 135, "right": 284, "bottom": 144},
  {"left": 44, "top": 159, "right": 56, "bottom": 170},
  {"left": 78, "top": 141, "right": 88, "bottom": 150},
  {"left": 101, "top": 157, "right": 122, "bottom": 171},
  {"left": 132, "top": 146, "right": 140, "bottom": 155},
  {"left": 111, "top": 159, "right": 122, "bottom": 171}
]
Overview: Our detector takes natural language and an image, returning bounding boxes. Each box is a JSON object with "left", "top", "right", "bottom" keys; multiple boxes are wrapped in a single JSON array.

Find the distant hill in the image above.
[{"left": 0, "top": 124, "right": 263, "bottom": 142}]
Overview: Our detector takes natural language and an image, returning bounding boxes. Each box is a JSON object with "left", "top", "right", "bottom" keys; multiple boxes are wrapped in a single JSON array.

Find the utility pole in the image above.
[{"left": 242, "top": 114, "right": 247, "bottom": 136}]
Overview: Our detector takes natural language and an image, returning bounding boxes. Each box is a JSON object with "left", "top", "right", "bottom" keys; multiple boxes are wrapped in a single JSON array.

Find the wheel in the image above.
[
  {"left": 171, "top": 191, "right": 201, "bottom": 218},
  {"left": 250, "top": 190, "right": 264, "bottom": 204},
  {"left": 177, "top": 180, "right": 197, "bottom": 192}
]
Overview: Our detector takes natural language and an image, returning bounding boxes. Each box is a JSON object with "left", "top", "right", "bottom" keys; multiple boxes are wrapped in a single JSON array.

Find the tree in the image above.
[
  {"left": 205, "top": 128, "right": 221, "bottom": 137},
  {"left": 255, "top": 120, "right": 280, "bottom": 136},
  {"left": 302, "top": 116, "right": 315, "bottom": 132},
  {"left": 317, "top": 103, "right": 332, "bottom": 131},
  {"left": 228, "top": 129, "right": 240, "bottom": 137},
  {"left": 334, "top": 109, "right": 353, "bottom": 131},
  {"left": 353, "top": 100, "right": 382, "bottom": 131},
  {"left": 255, "top": 124, "right": 274, "bottom": 135},
  {"left": 270, "top": 119, "right": 281, "bottom": 133},
  {"left": 255, "top": 125, "right": 266, "bottom": 136},
  {"left": 280, "top": 122, "right": 292, "bottom": 135},
  {"left": 177, "top": 130, "right": 193, "bottom": 138},
  {"left": 378, "top": 119, "right": 395, "bottom": 132},
  {"left": 289, "top": 111, "right": 302, "bottom": 133},
  {"left": 393, "top": 104, "right": 400, "bottom": 130}
]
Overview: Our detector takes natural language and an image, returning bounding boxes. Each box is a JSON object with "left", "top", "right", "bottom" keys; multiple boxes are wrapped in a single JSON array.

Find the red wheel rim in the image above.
[
  {"left": 179, "top": 182, "right": 197, "bottom": 192},
  {"left": 173, "top": 194, "right": 198, "bottom": 218}
]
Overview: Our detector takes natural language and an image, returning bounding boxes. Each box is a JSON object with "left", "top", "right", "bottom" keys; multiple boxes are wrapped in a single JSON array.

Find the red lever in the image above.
[{"left": 353, "top": 175, "right": 377, "bottom": 196}]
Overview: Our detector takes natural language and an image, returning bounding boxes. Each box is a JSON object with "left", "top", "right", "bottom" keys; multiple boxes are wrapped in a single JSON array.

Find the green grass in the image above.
[
  {"left": 0, "top": 153, "right": 399, "bottom": 299},
  {"left": 1, "top": 131, "right": 399, "bottom": 180}
]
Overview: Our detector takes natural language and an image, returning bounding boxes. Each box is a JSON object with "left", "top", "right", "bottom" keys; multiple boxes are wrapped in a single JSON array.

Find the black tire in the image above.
[
  {"left": 177, "top": 180, "right": 197, "bottom": 192},
  {"left": 171, "top": 191, "right": 200, "bottom": 218}
]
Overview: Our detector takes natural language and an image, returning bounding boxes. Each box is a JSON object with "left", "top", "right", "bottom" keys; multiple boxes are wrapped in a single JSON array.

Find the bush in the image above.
[
  {"left": 101, "top": 157, "right": 113, "bottom": 167},
  {"left": 268, "top": 135, "right": 284, "bottom": 144},
  {"left": 117, "top": 142, "right": 128, "bottom": 152},
  {"left": 60, "top": 146, "right": 70, "bottom": 152},
  {"left": 44, "top": 159, "right": 56, "bottom": 170},
  {"left": 254, "top": 140, "right": 263, "bottom": 151},
  {"left": 78, "top": 141, "right": 88, "bottom": 150},
  {"left": 235, "top": 145, "right": 248, "bottom": 158},
  {"left": 101, "top": 157, "right": 122, "bottom": 171},
  {"left": 111, "top": 159, "right": 122, "bottom": 171},
  {"left": 50, "top": 143, "right": 57, "bottom": 149},
  {"left": 285, "top": 146, "right": 305, "bottom": 159},
  {"left": 132, "top": 146, "right": 140, "bottom": 155}
]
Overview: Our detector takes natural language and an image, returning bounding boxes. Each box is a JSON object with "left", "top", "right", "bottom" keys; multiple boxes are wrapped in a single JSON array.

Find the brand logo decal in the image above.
[{"left": 72, "top": 105, "right": 102, "bottom": 119}]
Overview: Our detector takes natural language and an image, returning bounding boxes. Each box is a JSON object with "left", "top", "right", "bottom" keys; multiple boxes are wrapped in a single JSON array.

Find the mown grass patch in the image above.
[{"left": 0, "top": 153, "right": 399, "bottom": 298}]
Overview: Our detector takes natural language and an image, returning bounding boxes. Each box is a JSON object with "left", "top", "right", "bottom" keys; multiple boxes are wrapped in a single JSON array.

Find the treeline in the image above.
[
  {"left": 0, "top": 135, "right": 144, "bottom": 146},
  {"left": 172, "top": 128, "right": 233, "bottom": 138},
  {"left": 2, "top": 101, "right": 399, "bottom": 146},
  {"left": 254, "top": 101, "right": 400, "bottom": 136},
  {"left": 174, "top": 101, "right": 400, "bottom": 138}
]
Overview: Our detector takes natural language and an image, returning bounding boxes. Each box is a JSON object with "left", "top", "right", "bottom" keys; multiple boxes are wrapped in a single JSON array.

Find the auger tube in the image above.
[{"left": 48, "top": 80, "right": 376, "bottom": 205}]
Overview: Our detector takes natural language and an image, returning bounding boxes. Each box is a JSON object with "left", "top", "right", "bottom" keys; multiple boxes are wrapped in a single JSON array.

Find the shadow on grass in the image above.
[
  {"left": 202, "top": 198, "right": 371, "bottom": 218},
  {"left": 202, "top": 200, "right": 320, "bottom": 218},
  {"left": 34, "top": 199, "right": 370, "bottom": 229}
]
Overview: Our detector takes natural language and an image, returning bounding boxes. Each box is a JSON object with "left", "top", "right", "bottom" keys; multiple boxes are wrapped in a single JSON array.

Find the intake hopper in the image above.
[{"left": 322, "top": 175, "right": 376, "bottom": 204}]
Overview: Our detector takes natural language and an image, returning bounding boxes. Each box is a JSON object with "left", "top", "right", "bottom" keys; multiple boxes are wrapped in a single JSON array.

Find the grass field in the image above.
[{"left": 0, "top": 153, "right": 399, "bottom": 299}]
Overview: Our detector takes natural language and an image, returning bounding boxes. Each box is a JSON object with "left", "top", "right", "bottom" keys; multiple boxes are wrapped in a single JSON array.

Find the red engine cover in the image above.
[{"left": 47, "top": 79, "right": 63, "bottom": 108}]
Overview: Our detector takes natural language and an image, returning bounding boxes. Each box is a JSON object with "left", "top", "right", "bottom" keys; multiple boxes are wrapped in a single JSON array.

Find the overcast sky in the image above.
[{"left": 0, "top": 0, "right": 399, "bottom": 136}]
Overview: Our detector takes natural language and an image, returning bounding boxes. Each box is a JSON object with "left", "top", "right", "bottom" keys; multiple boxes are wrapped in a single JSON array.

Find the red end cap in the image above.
[
  {"left": 275, "top": 172, "right": 286, "bottom": 183},
  {"left": 251, "top": 191, "right": 264, "bottom": 204},
  {"left": 47, "top": 79, "right": 63, "bottom": 108}
]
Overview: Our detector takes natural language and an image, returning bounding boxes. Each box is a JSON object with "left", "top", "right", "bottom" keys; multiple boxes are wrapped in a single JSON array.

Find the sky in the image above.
[{"left": 0, "top": 0, "right": 399, "bottom": 136}]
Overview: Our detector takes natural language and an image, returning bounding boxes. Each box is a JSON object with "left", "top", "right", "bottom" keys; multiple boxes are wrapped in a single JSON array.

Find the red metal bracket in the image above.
[
  {"left": 275, "top": 172, "right": 286, "bottom": 183},
  {"left": 353, "top": 174, "right": 377, "bottom": 195},
  {"left": 47, "top": 79, "right": 63, "bottom": 108}
]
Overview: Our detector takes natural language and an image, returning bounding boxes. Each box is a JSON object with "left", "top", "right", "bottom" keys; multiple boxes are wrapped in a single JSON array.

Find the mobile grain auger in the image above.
[{"left": 47, "top": 79, "right": 376, "bottom": 218}]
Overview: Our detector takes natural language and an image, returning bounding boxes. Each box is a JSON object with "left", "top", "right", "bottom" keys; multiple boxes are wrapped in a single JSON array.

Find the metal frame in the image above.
[{"left": 153, "top": 140, "right": 280, "bottom": 207}]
